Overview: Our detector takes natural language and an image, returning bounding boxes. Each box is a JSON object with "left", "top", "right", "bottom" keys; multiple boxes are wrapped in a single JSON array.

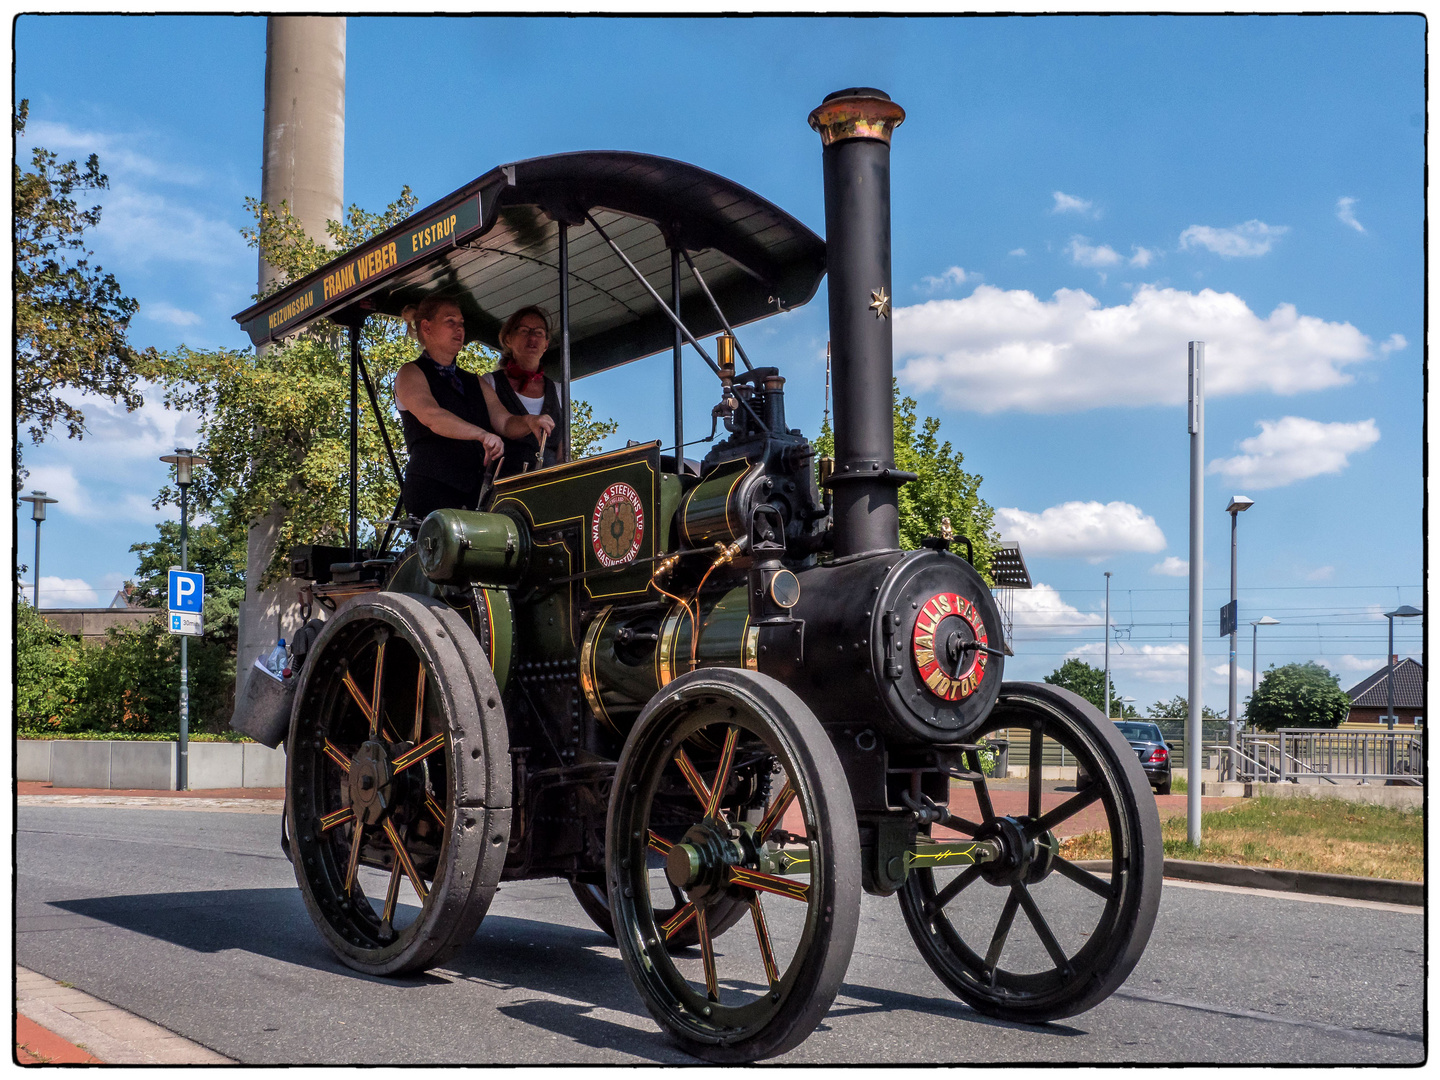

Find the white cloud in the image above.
[
  {"left": 21, "top": 119, "right": 206, "bottom": 185},
  {"left": 1151, "top": 556, "right": 1189, "bottom": 577},
  {"left": 1321, "top": 654, "right": 1389, "bottom": 675},
  {"left": 1179, "top": 220, "right": 1289, "bottom": 257},
  {"left": 1065, "top": 641, "right": 1190, "bottom": 683},
  {"left": 1009, "top": 247, "right": 1027, "bottom": 257},
  {"left": 1010, "top": 583, "right": 1103, "bottom": 634},
  {"left": 1379, "top": 333, "right": 1407, "bottom": 354},
  {"left": 1052, "top": 191, "right": 1095, "bottom": 216},
  {"left": 895, "top": 284, "right": 1383, "bottom": 413},
  {"left": 995, "top": 501, "right": 1166, "bottom": 562},
  {"left": 1306, "top": 565, "right": 1336, "bottom": 581},
  {"left": 93, "top": 184, "right": 249, "bottom": 268},
  {"left": 1207, "top": 416, "right": 1380, "bottom": 489},
  {"left": 1129, "top": 246, "right": 1157, "bottom": 268},
  {"left": 921, "top": 266, "right": 974, "bottom": 292},
  {"left": 1066, "top": 235, "right": 1122, "bottom": 268},
  {"left": 143, "top": 301, "right": 203, "bottom": 327},
  {"left": 1336, "top": 196, "right": 1365, "bottom": 233},
  {"left": 22, "top": 576, "right": 102, "bottom": 608}
]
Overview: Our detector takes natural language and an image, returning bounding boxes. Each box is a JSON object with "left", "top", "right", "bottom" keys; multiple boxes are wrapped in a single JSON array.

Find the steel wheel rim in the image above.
[
  {"left": 611, "top": 693, "right": 825, "bottom": 1042},
  {"left": 901, "top": 698, "right": 1145, "bottom": 1014},
  {"left": 289, "top": 613, "right": 455, "bottom": 963}
]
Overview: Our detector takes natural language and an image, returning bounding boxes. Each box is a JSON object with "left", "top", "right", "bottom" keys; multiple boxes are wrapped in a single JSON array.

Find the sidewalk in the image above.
[{"left": 17, "top": 780, "right": 283, "bottom": 813}]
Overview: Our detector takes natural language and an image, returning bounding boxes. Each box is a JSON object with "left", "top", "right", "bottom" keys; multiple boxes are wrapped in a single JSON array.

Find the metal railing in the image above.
[{"left": 1229, "top": 729, "right": 1424, "bottom": 786}]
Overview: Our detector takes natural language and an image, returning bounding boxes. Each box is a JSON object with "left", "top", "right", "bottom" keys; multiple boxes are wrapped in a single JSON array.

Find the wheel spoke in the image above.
[
  {"left": 984, "top": 888, "right": 1022, "bottom": 974},
  {"left": 341, "top": 670, "right": 376, "bottom": 731},
  {"left": 750, "top": 896, "right": 781, "bottom": 987},
  {"left": 1014, "top": 883, "right": 1072, "bottom": 974},
  {"left": 925, "top": 862, "right": 983, "bottom": 915},
  {"left": 393, "top": 732, "right": 445, "bottom": 773},
  {"left": 647, "top": 831, "right": 672, "bottom": 855},
  {"left": 753, "top": 778, "right": 796, "bottom": 842},
  {"left": 344, "top": 821, "right": 365, "bottom": 893},
  {"left": 696, "top": 905, "right": 719, "bottom": 1002},
  {"left": 412, "top": 664, "right": 426, "bottom": 743},
  {"left": 662, "top": 902, "right": 698, "bottom": 940},
  {"left": 323, "top": 739, "right": 352, "bottom": 771},
  {"left": 1026, "top": 783, "right": 1104, "bottom": 839},
  {"left": 1028, "top": 723, "right": 1043, "bottom": 818},
  {"left": 704, "top": 726, "right": 740, "bottom": 820},
  {"left": 966, "top": 749, "right": 996, "bottom": 821},
  {"left": 383, "top": 818, "right": 428, "bottom": 902},
  {"left": 674, "top": 748, "right": 712, "bottom": 809},
  {"left": 425, "top": 794, "right": 446, "bottom": 826},
  {"left": 730, "top": 865, "right": 809, "bottom": 903},
  {"left": 370, "top": 637, "right": 388, "bottom": 739},
  {"left": 381, "top": 860, "right": 403, "bottom": 925},
  {"left": 1053, "top": 855, "right": 1116, "bottom": 900},
  {"left": 320, "top": 806, "right": 354, "bottom": 832},
  {"left": 947, "top": 814, "right": 985, "bottom": 836}
]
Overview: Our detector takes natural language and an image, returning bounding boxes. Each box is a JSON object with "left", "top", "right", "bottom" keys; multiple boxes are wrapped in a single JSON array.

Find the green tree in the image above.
[
  {"left": 16, "top": 603, "right": 87, "bottom": 734},
  {"left": 815, "top": 382, "right": 998, "bottom": 574},
  {"left": 1044, "top": 658, "right": 1133, "bottom": 716},
  {"left": 1246, "top": 662, "right": 1352, "bottom": 731},
  {"left": 14, "top": 100, "right": 154, "bottom": 475},
  {"left": 1148, "top": 694, "right": 1223, "bottom": 720},
  {"left": 571, "top": 398, "right": 619, "bottom": 458}
]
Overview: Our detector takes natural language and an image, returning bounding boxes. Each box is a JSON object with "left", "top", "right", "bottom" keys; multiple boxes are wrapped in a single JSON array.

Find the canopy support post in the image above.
[
  {"left": 680, "top": 250, "right": 755, "bottom": 371},
  {"left": 559, "top": 221, "right": 572, "bottom": 463},
  {"left": 348, "top": 321, "right": 360, "bottom": 562},
  {"left": 671, "top": 247, "right": 684, "bottom": 468}
]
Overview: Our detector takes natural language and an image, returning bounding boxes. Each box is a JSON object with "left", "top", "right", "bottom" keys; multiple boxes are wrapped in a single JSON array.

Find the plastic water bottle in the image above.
[{"left": 265, "top": 638, "right": 288, "bottom": 677}]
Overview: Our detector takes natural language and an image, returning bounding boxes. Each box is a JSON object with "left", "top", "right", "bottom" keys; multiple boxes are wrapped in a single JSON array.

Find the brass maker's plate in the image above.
[{"left": 912, "top": 591, "right": 990, "bottom": 702}]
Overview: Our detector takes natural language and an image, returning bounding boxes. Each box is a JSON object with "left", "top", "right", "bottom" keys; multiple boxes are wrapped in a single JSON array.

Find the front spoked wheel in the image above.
[
  {"left": 899, "top": 682, "right": 1162, "bottom": 1023},
  {"left": 608, "top": 669, "right": 860, "bottom": 1062}
]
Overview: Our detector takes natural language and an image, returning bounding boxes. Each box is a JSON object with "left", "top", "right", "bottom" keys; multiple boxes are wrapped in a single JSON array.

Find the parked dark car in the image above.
[{"left": 1078, "top": 721, "right": 1174, "bottom": 795}]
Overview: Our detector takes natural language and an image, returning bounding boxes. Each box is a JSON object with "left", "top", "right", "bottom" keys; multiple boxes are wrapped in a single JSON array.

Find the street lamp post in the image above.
[
  {"left": 160, "top": 448, "right": 209, "bottom": 791},
  {"left": 18, "top": 491, "right": 59, "bottom": 609},
  {"left": 1103, "top": 571, "right": 1112, "bottom": 720},
  {"left": 1225, "top": 495, "right": 1254, "bottom": 781},
  {"left": 1383, "top": 605, "right": 1423, "bottom": 776}
]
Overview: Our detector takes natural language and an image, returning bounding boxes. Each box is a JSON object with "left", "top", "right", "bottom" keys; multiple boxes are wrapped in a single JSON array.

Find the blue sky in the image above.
[{"left": 14, "top": 14, "right": 1425, "bottom": 711}]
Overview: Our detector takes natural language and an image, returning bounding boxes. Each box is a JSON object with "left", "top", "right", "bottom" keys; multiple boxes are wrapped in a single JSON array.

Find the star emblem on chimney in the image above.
[{"left": 869, "top": 287, "right": 891, "bottom": 319}]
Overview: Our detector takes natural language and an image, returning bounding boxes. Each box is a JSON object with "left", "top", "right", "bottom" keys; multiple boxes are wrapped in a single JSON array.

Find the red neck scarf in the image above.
[{"left": 503, "top": 361, "right": 545, "bottom": 391}]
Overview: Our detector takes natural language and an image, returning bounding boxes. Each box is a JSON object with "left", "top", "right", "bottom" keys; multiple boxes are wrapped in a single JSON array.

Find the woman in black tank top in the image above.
[{"left": 393, "top": 297, "right": 547, "bottom": 520}]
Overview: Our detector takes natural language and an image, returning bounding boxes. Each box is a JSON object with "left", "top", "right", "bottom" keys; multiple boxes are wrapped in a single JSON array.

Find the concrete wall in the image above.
[
  {"left": 1251, "top": 780, "right": 1422, "bottom": 810},
  {"left": 38, "top": 607, "right": 156, "bottom": 645},
  {"left": 18, "top": 741, "right": 285, "bottom": 790}
]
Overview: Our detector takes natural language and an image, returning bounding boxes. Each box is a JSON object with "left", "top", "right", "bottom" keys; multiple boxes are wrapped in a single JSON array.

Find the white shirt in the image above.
[{"left": 482, "top": 372, "right": 545, "bottom": 415}]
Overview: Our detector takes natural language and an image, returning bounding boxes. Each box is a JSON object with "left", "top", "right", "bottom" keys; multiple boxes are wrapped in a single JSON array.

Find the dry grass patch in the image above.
[{"left": 1059, "top": 795, "right": 1423, "bottom": 882}]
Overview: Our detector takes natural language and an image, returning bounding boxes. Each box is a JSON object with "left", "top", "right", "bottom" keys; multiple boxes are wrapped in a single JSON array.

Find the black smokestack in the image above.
[{"left": 810, "top": 88, "right": 910, "bottom": 558}]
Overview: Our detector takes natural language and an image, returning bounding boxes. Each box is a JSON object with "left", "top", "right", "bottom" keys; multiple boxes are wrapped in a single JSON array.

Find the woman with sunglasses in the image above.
[{"left": 483, "top": 305, "right": 565, "bottom": 476}]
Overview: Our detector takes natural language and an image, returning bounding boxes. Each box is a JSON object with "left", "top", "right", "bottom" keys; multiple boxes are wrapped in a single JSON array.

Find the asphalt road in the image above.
[{"left": 15, "top": 805, "right": 1425, "bottom": 1065}]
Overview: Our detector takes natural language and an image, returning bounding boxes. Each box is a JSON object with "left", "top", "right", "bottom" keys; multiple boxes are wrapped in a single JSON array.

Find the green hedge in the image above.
[{"left": 16, "top": 731, "right": 256, "bottom": 743}]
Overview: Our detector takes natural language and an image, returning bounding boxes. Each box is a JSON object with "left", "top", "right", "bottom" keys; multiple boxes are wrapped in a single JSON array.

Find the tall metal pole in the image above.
[
  {"left": 1386, "top": 615, "right": 1396, "bottom": 729},
  {"left": 1252, "top": 622, "right": 1259, "bottom": 699},
  {"left": 178, "top": 479, "right": 190, "bottom": 792},
  {"left": 558, "top": 221, "right": 571, "bottom": 462},
  {"left": 32, "top": 518, "right": 42, "bottom": 610},
  {"left": 1186, "top": 342, "right": 1205, "bottom": 845},
  {"left": 1227, "top": 510, "right": 1239, "bottom": 781},
  {"left": 348, "top": 321, "right": 359, "bottom": 561},
  {"left": 1104, "top": 571, "right": 1112, "bottom": 718},
  {"left": 671, "top": 247, "right": 683, "bottom": 465}
]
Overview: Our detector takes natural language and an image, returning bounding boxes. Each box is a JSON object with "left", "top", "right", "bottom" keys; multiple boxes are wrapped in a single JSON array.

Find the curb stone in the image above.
[{"left": 1075, "top": 858, "right": 1423, "bottom": 906}]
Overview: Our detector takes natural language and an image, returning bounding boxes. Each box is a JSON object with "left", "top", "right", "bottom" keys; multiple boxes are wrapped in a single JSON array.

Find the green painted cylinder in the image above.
[
  {"left": 581, "top": 586, "right": 759, "bottom": 736},
  {"left": 679, "top": 459, "right": 762, "bottom": 548},
  {"left": 417, "top": 509, "right": 529, "bottom": 586}
]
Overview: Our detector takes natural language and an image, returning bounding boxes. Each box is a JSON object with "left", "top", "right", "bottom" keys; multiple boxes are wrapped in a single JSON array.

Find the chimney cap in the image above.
[
  {"left": 822, "top": 86, "right": 893, "bottom": 103},
  {"left": 810, "top": 89, "right": 906, "bottom": 147}
]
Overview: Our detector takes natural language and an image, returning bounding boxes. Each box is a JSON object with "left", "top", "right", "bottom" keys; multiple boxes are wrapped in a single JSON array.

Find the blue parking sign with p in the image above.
[{"left": 169, "top": 570, "right": 205, "bottom": 613}]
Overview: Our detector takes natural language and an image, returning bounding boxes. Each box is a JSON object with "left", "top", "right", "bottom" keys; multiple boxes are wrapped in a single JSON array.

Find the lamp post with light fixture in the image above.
[
  {"left": 1382, "top": 605, "right": 1423, "bottom": 777},
  {"left": 160, "top": 448, "right": 209, "bottom": 791},
  {"left": 1224, "top": 495, "right": 1253, "bottom": 781},
  {"left": 18, "top": 491, "right": 59, "bottom": 610}
]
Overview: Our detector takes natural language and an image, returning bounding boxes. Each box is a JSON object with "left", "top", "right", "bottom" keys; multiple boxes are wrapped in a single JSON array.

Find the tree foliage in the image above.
[
  {"left": 14, "top": 99, "right": 154, "bottom": 472},
  {"left": 1148, "top": 694, "right": 1224, "bottom": 720},
  {"left": 1246, "top": 662, "right": 1352, "bottom": 731},
  {"left": 815, "top": 382, "right": 998, "bottom": 575},
  {"left": 148, "top": 192, "right": 618, "bottom": 583},
  {"left": 16, "top": 604, "right": 87, "bottom": 733},
  {"left": 1044, "top": 659, "right": 1134, "bottom": 716}
]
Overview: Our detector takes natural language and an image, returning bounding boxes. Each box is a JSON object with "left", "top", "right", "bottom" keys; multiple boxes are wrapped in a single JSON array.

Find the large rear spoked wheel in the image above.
[
  {"left": 286, "top": 592, "right": 510, "bottom": 976},
  {"left": 608, "top": 669, "right": 860, "bottom": 1062},
  {"left": 899, "top": 682, "right": 1162, "bottom": 1023}
]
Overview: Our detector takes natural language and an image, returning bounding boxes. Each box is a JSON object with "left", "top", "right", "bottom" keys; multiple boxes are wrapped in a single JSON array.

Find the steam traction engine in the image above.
[{"left": 232, "top": 89, "right": 1161, "bottom": 1062}]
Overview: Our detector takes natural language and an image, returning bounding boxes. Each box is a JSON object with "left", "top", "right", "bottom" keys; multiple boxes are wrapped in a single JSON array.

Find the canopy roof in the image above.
[{"left": 233, "top": 151, "right": 827, "bottom": 380}]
